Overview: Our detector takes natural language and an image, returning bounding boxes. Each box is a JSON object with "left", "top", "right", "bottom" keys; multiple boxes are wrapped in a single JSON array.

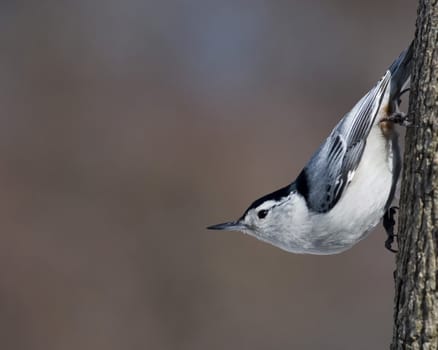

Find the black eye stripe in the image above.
[{"left": 257, "top": 210, "right": 268, "bottom": 219}]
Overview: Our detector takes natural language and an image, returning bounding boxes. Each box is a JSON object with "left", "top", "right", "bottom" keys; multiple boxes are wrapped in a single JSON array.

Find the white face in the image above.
[
  {"left": 208, "top": 188, "right": 310, "bottom": 252},
  {"left": 240, "top": 200, "right": 278, "bottom": 233},
  {"left": 208, "top": 197, "right": 292, "bottom": 234},
  {"left": 237, "top": 193, "right": 314, "bottom": 254}
]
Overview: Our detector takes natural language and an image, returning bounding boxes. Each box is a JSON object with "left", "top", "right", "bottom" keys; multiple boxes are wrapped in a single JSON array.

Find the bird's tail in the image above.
[{"left": 388, "top": 41, "right": 414, "bottom": 101}]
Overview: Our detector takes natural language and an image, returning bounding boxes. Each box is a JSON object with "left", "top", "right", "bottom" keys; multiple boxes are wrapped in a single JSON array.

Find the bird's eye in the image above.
[{"left": 257, "top": 209, "right": 268, "bottom": 219}]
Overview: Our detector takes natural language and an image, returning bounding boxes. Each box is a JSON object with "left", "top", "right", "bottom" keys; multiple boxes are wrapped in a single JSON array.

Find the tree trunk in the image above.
[{"left": 391, "top": 1, "right": 438, "bottom": 349}]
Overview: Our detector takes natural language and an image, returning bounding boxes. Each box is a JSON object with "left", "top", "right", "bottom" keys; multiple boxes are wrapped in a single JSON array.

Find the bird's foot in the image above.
[
  {"left": 380, "top": 112, "right": 412, "bottom": 127},
  {"left": 383, "top": 206, "right": 398, "bottom": 253}
]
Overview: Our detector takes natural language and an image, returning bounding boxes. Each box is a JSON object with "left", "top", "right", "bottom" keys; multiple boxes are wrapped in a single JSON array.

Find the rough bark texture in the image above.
[{"left": 391, "top": 1, "right": 438, "bottom": 349}]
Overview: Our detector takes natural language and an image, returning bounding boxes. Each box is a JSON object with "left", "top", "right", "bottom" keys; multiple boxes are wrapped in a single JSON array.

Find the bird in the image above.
[{"left": 208, "top": 43, "right": 413, "bottom": 255}]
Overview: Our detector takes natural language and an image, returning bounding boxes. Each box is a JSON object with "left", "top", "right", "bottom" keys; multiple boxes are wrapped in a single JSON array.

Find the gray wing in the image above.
[{"left": 298, "top": 71, "right": 391, "bottom": 213}]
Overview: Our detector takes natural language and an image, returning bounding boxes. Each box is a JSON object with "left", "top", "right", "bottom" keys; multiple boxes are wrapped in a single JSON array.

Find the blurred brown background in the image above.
[{"left": 0, "top": 1, "right": 416, "bottom": 349}]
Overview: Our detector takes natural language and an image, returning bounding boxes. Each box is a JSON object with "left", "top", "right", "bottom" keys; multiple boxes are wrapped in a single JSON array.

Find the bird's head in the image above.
[{"left": 208, "top": 185, "right": 304, "bottom": 248}]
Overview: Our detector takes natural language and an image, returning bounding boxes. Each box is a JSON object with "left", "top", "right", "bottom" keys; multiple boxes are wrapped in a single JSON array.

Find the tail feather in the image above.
[{"left": 388, "top": 41, "right": 414, "bottom": 101}]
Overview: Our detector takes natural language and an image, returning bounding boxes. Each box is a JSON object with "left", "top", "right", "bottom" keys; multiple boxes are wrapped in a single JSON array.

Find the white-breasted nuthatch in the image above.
[{"left": 208, "top": 43, "right": 413, "bottom": 255}]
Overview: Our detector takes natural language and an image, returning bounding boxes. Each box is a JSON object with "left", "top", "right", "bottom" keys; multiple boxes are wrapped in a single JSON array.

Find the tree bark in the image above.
[{"left": 391, "top": 1, "right": 438, "bottom": 349}]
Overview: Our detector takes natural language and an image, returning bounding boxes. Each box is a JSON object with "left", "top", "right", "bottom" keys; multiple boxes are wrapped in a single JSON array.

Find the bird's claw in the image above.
[
  {"left": 380, "top": 112, "right": 412, "bottom": 127},
  {"left": 383, "top": 206, "right": 398, "bottom": 253},
  {"left": 385, "top": 234, "right": 398, "bottom": 253}
]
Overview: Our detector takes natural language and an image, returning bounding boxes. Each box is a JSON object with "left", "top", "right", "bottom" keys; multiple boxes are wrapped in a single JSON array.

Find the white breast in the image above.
[{"left": 306, "top": 125, "right": 397, "bottom": 254}]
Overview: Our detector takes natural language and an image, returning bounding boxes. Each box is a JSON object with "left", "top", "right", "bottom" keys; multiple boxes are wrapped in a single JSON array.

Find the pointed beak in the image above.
[{"left": 207, "top": 220, "right": 245, "bottom": 231}]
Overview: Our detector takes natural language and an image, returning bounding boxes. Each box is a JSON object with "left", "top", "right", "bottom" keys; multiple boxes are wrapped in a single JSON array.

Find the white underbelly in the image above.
[{"left": 308, "top": 126, "right": 395, "bottom": 253}]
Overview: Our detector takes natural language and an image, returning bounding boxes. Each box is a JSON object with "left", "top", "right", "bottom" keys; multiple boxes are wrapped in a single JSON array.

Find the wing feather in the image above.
[{"left": 299, "top": 71, "right": 391, "bottom": 213}]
